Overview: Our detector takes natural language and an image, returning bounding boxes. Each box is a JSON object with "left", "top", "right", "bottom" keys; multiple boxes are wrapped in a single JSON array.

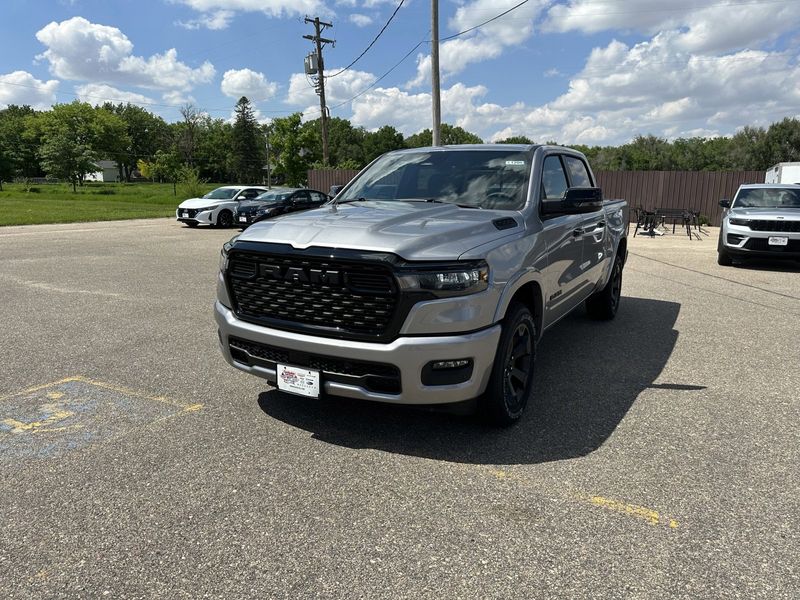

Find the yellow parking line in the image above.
[{"left": 585, "top": 495, "right": 679, "bottom": 528}]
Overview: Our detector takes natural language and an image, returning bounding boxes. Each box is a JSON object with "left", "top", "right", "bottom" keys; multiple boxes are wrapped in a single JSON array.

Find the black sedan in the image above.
[{"left": 234, "top": 188, "right": 330, "bottom": 227}]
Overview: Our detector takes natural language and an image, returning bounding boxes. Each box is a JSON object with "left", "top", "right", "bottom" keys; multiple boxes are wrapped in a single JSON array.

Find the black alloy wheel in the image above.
[
  {"left": 480, "top": 301, "right": 537, "bottom": 426},
  {"left": 217, "top": 210, "right": 233, "bottom": 228},
  {"left": 503, "top": 322, "right": 535, "bottom": 415}
]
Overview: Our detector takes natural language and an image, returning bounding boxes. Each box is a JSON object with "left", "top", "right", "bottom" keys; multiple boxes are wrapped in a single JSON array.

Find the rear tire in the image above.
[
  {"left": 586, "top": 252, "right": 623, "bottom": 320},
  {"left": 479, "top": 302, "right": 536, "bottom": 426},
  {"left": 217, "top": 210, "right": 233, "bottom": 228}
]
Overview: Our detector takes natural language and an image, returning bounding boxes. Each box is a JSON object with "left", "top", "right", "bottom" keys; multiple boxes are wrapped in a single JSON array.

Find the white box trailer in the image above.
[{"left": 765, "top": 162, "right": 800, "bottom": 184}]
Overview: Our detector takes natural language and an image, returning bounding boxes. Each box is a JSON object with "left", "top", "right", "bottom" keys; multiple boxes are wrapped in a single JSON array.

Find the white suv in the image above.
[{"left": 177, "top": 186, "right": 267, "bottom": 228}]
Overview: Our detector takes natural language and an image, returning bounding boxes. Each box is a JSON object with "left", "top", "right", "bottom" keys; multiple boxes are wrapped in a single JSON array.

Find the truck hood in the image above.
[
  {"left": 178, "top": 197, "right": 229, "bottom": 209},
  {"left": 236, "top": 200, "right": 522, "bottom": 260},
  {"left": 729, "top": 207, "right": 800, "bottom": 219}
]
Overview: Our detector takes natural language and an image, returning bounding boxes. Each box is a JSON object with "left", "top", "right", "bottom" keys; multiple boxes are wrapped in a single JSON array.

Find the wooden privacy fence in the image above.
[
  {"left": 595, "top": 170, "right": 764, "bottom": 225},
  {"left": 308, "top": 169, "right": 766, "bottom": 225}
]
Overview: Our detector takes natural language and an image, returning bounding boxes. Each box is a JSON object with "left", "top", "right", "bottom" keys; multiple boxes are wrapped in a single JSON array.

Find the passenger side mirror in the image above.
[
  {"left": 541, "top": 187, "right": 603, "bottom": 215},
  {"left": 719, "top": 199, "right": 730, "bottom": 208}
]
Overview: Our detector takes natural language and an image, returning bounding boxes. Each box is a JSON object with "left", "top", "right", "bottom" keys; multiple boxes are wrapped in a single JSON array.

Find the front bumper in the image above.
[
  {"left": 723, "top": 226, "right": 800, "bottom": 259},
  {"left": 176, "top": 209, "right": 212, "bottom": 224},
  {"left": 214, "top": 301, "right": 501, "bottom": 405}
]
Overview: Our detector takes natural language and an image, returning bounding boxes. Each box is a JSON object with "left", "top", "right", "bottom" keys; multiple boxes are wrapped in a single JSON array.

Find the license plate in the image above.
[
  {"left": 277, "top": 364, "right": 320, "bottom": 398},
  {"left": 769, "top": 236, "right": 788, "bottom": 246},
  {"left": 182, "top": 212, "right": 189, "bottom": 218},
  {"left": 238, "top": 216, "right": 247, "bottom": 222}
]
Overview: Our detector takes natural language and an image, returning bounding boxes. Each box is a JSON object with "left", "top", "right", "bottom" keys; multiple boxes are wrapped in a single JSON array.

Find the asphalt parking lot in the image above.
[{"left": 0, "top": 218, "right": 798, "bottom": 598}]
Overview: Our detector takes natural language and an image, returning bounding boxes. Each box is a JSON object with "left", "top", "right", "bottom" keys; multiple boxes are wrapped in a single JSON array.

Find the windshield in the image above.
[
  {"left": 255, "top": 191, "right": 292, "bottom": 202},
  {"left": 338, "top": 149, "right": 532, "bottom": 210},
  {"left": 733, "top": 187, "right": 800, "bottom": 209},
  {"left": 202, "top": 187, "right": 239, "bottom": 200}
]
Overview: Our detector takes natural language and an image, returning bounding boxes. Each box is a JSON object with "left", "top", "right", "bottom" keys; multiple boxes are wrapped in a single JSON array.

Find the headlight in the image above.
[
  {"left": 196, "top": 206, "right": 215, "bottom": 213},
  {"left": 219, "top": 236, "right": 238, "bottom": 272},
  {"left": 397, "top": 261, "right": 489, "bottom": 297},
  {"left": 728, "top": 217, "right": 750, "bottom": 226},
  {"left": 256, "top": 207, "right": 275, "bottom": 216}
]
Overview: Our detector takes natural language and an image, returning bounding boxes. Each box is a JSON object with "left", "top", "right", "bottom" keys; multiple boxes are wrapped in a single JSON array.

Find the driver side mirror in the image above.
[
  {"left": 541, "top": 187, "right": 603, "bottom": 215},
  {"left": 719, "top": 199, "right": 730, "bottom": 208}
]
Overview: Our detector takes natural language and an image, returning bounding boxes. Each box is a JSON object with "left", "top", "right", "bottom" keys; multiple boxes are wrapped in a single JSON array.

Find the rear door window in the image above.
[{"left": 564, "top": 156, "right": 593, "bottom": 187}]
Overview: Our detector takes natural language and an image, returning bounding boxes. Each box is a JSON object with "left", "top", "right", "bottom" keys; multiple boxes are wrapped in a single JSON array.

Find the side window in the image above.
[
  {"left": 541, "top": 155, "right": 568, "bottom": 200},
  {"left": 310, "top": 192, "right": 327, "bottom": 203},
  {"left": 240, "top": 189, "right": 260, "bottom": 199},
  {"left": 564, "top": 156, "right": 592, "bottom": 187}
]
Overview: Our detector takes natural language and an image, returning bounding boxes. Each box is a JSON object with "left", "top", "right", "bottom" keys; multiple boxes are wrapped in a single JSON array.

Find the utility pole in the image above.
[
  {"left": 304, "top": 17, "right": 334, "bottom": 165},
  {"left": 431, "top": 0, "right": 442, "bottom": 146},
  {"left": 265, "top": 127, "right": 271, "bottom": 190}
]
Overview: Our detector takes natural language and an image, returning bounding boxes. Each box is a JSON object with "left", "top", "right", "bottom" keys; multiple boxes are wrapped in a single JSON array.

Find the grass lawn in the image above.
[{"left": 0, "top": 182, "right": 219, "bottom": 226}]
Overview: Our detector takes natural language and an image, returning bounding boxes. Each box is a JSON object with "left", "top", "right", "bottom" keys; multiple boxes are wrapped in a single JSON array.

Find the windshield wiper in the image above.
[{"left": 401, "top": 198, "right": 480, "bottom": 209}]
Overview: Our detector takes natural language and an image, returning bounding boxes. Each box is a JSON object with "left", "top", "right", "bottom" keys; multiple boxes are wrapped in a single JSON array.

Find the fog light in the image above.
[
  {"left": 422, "top": 359, "right": 474, "bottom": 386},
  {"left": 432, "top": 359, "right": 471, "bottom": 370}
]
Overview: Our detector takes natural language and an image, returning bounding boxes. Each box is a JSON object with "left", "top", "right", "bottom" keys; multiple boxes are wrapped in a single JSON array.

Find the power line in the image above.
[
  {"left": 326, "top": 0, "right": 406, "bottom": 78},
  {"left": 440, "top": 0, "right": 530, "bottom": 41},
  {"left": 329, "top": 38, "right": 428, "bottom": 112}
]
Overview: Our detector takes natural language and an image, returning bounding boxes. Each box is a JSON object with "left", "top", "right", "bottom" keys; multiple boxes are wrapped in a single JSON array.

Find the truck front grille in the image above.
[
  {"left": 228, "top": 337, "right": 401, "bottom": 394},
  {"left": 748, "top": 220, "right": 800, "bottom": 233},
  {"left": 227, "top": 250, "right": 399, "bottom": 340}
]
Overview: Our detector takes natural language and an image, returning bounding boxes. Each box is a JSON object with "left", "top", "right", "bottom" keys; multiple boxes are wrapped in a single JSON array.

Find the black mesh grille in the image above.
[
  {"left": 228, "top": 251, "right": 398, "bottom": 338},
  {"left": 229, "top": 337, "right": 401, "bottom": 394},
  {"left": 744, "top": 238, "right": 800, "bottom": 251},
  {"left": 748, "top": 220, "right": 800, "bottom": 233},
  {"left": 180, "top": 208, "right": 199, "bottom": 218}
]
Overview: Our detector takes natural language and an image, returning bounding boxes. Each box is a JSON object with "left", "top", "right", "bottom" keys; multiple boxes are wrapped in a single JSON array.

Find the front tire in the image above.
[
  {"left": 479, "top": 302, "right": 537, "bottom": 426},
  {"left": 216, "top": 210, "right": 233, "bottom": 228},
  {"left": 586, "top": 252, "right": 623, "bottom": 320},
  {"left": 717, "top": 229, "right": 733, "bottom": 266}
]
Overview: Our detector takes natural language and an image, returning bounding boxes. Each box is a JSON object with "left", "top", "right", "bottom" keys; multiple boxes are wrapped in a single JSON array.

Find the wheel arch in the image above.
[{"left": 494, "top": 273, "right": 544, "bottom": 342}]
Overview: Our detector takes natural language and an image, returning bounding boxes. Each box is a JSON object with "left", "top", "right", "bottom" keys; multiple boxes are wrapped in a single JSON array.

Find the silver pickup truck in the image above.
[{"left": 214, "top": 145, "right": 628, "bottom": 425}]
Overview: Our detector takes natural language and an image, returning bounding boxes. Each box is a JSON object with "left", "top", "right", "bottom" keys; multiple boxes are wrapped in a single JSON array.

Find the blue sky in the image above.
[{"left": 1, "top": 0, "right": 799, "bottom": 144}]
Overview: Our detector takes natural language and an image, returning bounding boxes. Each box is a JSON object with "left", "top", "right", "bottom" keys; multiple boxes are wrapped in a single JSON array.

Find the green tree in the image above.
[
  {"left": 33, "top": 102, "right": 106, "bottom": 191},
  {"left": 39, "top": 131, "right": 97, "bottom": 192},
  {"left": 151, "top": 149, "right": 182, "bottom": 195},
  {"left": 363, "top": 125, "right": 404, "bottom": 163},
  {"left": 495, "top": 136, "right": 533, "bottom": 144},
  {"left": 270, "top": 112, "right": 316, "bottom": 187},
  {"left": 405, "top": 123, "right": 483, "bottom": 147},
  {"left": 0, "top": 105, "right": 43, "bottom": 181},
  {"left": 764, "top": 117, "right": 800, "bottom": 166},
  {"left": 231, "top": 96, "right": 264, "bottom": 183},
  {"left": 196, "top": 116, "right": 234, "bottom": 182},
  {"left": 103, "top": 102, "right": 169, "bottom": 181}
]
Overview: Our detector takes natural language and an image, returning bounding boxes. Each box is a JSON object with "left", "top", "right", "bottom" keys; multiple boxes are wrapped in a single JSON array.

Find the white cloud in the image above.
[
  {"left": 75, "top": 83, "right": 155, "bottom": 105},
  {"left": 173, "top": 0, "right": 326, "bottom": 19},
  {"left": 407, "top": 0, "right": 548, "bottom": 88},
  {"left": 0, "top": 71, "right": 59, "bottom": 109},
  {"left": 35, "top": 17, "right": 215, "bottom": 92},
  {"left": 544, "top": 0, "right": 800, "bottom": 54},
  {"left": 162, "top": 90, "right": 195, "bottom": 105},
  {"left": 286, "top": 67, "right": 376, "bottom": 107},
  {"left": 221, "top": 68, "right": 279, "bottom": 101},
  {"left": 177, "top": 9, "right": 234, "bottom": 30},
  {"left": 349, "top": 14, "right": 373, "bottom": 27}
]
